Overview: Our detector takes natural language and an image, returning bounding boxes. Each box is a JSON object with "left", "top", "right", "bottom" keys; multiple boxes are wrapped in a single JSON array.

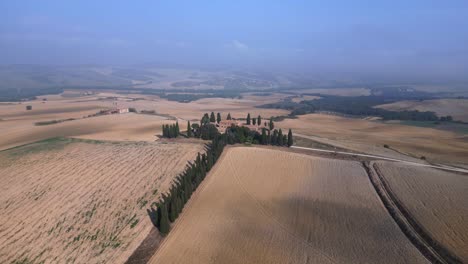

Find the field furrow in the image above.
[
  {"left": 150, "top": 147, "right": 428, "bottom": 264},
  {"left": 0, "top": 138, "right": 204, "bottom": 264}
]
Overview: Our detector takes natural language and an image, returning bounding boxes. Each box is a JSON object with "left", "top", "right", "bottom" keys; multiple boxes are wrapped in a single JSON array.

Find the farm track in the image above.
[
  {"left": 362, "top": 162, "right": 462, "bottom": 264},
  {"left": 292, "top": 145, "right": 468, "bottom": 174},
  {"left": 150, "top": 147, "right": 428, "bottom": 264}
]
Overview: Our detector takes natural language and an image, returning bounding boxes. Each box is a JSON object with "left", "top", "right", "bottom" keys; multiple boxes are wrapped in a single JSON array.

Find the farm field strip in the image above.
[
  {"left": 363, "top": 162, "right": 455, "bottom": 264},
  {"left": 291, "top": 145, "right": 468, "bottom": 173},
  {"left": 277, "top": 113, "right": 468, "bottom": 165},
  {"left": 150, "top": 147, "right": 428, "bottom": 264},
  {"left": 374, "top": 161, "right": 468, "bottom": 263}
]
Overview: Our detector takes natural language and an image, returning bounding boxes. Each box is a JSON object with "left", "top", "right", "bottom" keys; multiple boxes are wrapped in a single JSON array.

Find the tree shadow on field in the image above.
[
  {"left": 211, "top": 198, "right": 425, "bottom": 264},
  {"left": 271, "top": 198, "right": 424, "bottom": 263}
]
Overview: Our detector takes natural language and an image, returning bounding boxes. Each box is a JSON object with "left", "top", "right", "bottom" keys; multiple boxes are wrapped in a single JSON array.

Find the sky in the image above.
[{"left": 1, "top": 0, "right": 467, "bottom": 79}]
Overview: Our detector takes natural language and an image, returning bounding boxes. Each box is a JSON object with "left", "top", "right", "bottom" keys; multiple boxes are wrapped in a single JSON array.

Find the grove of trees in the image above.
[
  {"left": 151, "top": 112, "right": 294, "bottom": 235},
  {"left": 162, "top": 122, "right": 180, "bottom": 138}
]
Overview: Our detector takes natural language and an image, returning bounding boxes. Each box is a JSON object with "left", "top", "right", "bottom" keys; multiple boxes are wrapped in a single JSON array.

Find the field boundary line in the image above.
[
  {"left": 226, "top": 148, "right": 338, "bottom": 264},
  {"left": 145, "top": 145, "right": 230, "bottom": 263},
  {"left": 291, "top": 145, "right": 468, "bottom": 174},
  {"left": 362, "top": 162, "right": 462, "bottom": 264}
]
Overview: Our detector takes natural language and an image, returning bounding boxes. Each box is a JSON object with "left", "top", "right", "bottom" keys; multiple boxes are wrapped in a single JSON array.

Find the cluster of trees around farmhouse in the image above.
[
  {"left": 259, "top": 95, "right": 455, "bottom": 122},
  {"left": 151, "top": 112, "right": 293, "bottom": 235},
  {"left": 148, "top": 135, "right": 226, "bottom": 235},
  {"left": 187, "top": 112, "right": 293, "bottom": 147},
  {"left": 223, "top": 125, "right": 293, "bottom": 147},
  {"left": 161, "top": 122, "right": 180, "bottom": 138}
]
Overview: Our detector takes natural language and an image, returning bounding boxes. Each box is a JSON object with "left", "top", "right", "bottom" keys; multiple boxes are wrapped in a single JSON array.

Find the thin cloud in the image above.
[{"left": 230, "top": 40, "right": 249, "bottom": 51}]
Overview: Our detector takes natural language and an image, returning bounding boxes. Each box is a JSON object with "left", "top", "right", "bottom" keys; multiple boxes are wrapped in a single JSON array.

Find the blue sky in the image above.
[{"left": 1, "top": 0, "right": 467, "bottom": 77}]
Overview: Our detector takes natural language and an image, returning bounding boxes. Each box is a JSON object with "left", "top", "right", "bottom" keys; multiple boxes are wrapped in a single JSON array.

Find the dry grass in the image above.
[
  {"left": 0, "top": 91, "right": 287, "bottom": 150},
  {"left": 374, "top": 161, "right": 468, "bottom": 262},
  {"left": 0, "top": 113, "right": 175, "bottom": 151},
  {"left": 288, "top": 88, "right": 371, "bottom": 96},
  {"left": 291, "top": 95, "right": 320, "bottom": 103},
  {"left": 376, "top": 99, "right": 468, "bottom": 122},
  {"left": 150, "top": 147, "right": 427, "bottom": 264},
  {"left": 128, "top": 95, "right": 289, "bottom": 121},
  {"left": 0, "top": 138, "right": 204, "bottom": 264},
  {"left": 277, "top": 113, "right": 468, "bottom": 164}
]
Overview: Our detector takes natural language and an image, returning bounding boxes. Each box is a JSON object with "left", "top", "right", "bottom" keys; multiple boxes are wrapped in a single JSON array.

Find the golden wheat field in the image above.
[
  {"left": 0, "top": 113, "right": 176, "bottom": 151},
  {"left": 0, "top": 138, "right": 204, "bottom": 264},
  {"left": 0, "top": 90, "right": 288, "bottom": 150},
  {"left": 150, "top": 147, "right": 428, "bottom": 264},
  {"left": 374, "top": 161, "right": 468, "bottom": 262},
  {"left": 277, "top": 113, "right": 468, "bottom": 164}
]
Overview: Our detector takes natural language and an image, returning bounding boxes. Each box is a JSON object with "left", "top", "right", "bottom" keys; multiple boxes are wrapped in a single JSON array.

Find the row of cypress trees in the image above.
[
  {"left": 245, "top": 113, "right": 263, "bottom": 126},
  {"left": 260, "top": 128, "right": 293, "bottom": 146},
  {"left": 162, "top": 122, "right": 180, "bottom": 138},
  {"left": 148, "top": 135, "right": 227, "bottom": 235},
  {"left": 224, "top": 125, "right": 293, "bottom": 147}
]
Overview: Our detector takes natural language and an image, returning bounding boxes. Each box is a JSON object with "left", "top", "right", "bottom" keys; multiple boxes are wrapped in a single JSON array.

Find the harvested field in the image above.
[
  {"left": 288, "top": 87, "right": 371, "bottom": 96},
  {"left": 291, "top": 95, "right": 320, "bottom": 103},
  {"left": 0, "top": 138, "right": 205, "bottom": 264},
  {"left": 150, "top": 147, "right": 427, "bottom": 264},
  {"left": 277, "top": 113, "right": 468, "bottom": 164},
  {"left": 0, "top": 90, "right": 287, "bottom": 150},
  {"left": 133, "top": 95, "right": 289, "bottom": 121},
  {"left": 0, "top": 113, "right": 175, "bottom": 151},
  {"left": 374, "top": 161, "right": 468, "bottom": 262},
  {"left": 376, "top": 99, "right": 468, "bottom": 122}
]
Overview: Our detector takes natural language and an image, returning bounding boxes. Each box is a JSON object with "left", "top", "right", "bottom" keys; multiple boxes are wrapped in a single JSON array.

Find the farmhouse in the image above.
[
  {"left": 214, "top": 118, "right": 268, "bottom": 133},
  {"left": 242, "top": 124, "right": 267, "bottom": 132},
  {"left": 102, "top": 108, "right": 129, "bottom": 115},
  {"left": 216, "top": 120, "right": 239, "bottom": 133}
]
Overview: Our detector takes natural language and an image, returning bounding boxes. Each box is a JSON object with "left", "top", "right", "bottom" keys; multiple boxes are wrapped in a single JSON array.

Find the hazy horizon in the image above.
[{"left": 1, "top": 1, "right": 468, "bottom": 80}]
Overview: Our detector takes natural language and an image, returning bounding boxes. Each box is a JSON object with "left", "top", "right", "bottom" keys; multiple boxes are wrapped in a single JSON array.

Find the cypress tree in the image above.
[
  {"left": 257, "top": 115, "right": 262, "bottom": 126},
  {"left": 252, "top": 118, "right": 256, "bottom": 125},
  {"left": 175, "top": 121, "right": 180, "bottom": 136},
  {"left": 287, "top": 129, "right": 293, "bottom": 147},
  {"left": 269, "top": 117, "right": 274, "bottom": 130},
  {"left": 261, "top": 128, "right": 267, "bottom": 145},
  {"left": 227, "top": 113, "right": 232, "bottom": 120},
  {"left": 217, "top": 112, "right": 221, "bottom": 123},
  {"left": 210, "top": 112, "right": 216, "bottom": 123},
  {"left": 272, "top": 129, "right": 278, "bottom": 145},
  {"left": 187, "top": 121, "right": 192, "bottom": 137},
  {"left": 176, "top": 196, "right": 182, "bottom": 217},
  {"left": 246, "top": 113, "right": 251, "bottom": 125},
  {"left": 278, "top": 129, "right": 284, "bottom": 146},
  {"left": 162, "top": 125, "right": 166, "bottom": 137},
  {"left": 169, "top": 199, "right": 176, "bottom": 223},
  {"left": 159, "top": 203, "right": 170, "bottom": 235},
  {"left": 202, "top": 113, "right": 209, "bottom": 125}
]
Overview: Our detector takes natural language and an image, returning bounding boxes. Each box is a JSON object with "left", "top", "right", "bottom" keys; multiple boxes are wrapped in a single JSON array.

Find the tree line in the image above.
[
  {"left": 161, "top": 122, "right": 180, "bottom": 138},
  {"left": 148, "top": 134, "right": 227, "bottom": 235},
  {"left": 224, "top": 125, "right": 293, "bottom": 147},
  {"left": 187, "top": 112, "right": 293, "bottom": 147},
  {"left": 259, "top": 95, "right": 455, "bottom": 122},
  {"left": 150, "top": 112, "right": 293, "bottom": 235}
]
